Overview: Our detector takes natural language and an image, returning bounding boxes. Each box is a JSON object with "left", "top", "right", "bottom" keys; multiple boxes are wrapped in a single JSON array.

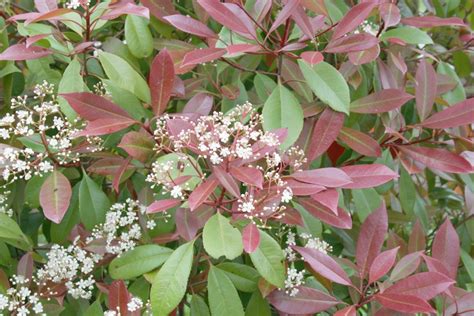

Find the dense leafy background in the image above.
[{"left": 0, "top": 0, "right": 473, "bottom": 315}]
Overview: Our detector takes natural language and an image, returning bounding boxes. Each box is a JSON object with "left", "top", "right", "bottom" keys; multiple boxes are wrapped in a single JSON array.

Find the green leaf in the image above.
[
  {"left": 254, "top": 74, "right": 276, "bottom": 102},
  {"left": 298, "top": 60, "right": 350, "bottom": 114},
  {"left": 245, "top": 291, "right": 271, "bottom": 316},
  {"left": 461, "top": 248, "right": 474, "bottom": 281},
  {"left": 437, "top": 61, "right": 466, "bottom": 105},
  {"left": 190, "top": 295, "right": 211, "bottom": 316},
  {"left": 84, "top": 300, "right": 103, "bottom": 316},
  {"left": 262, "top": 83, "right": 304, "bottom": 149},
  {"left": 78, "top": 172, "right": 110, "bottom": 230},
  {"left": 151, "top": 241, "right": 194, "bottom": 316},
  {"left": 0, "top": 214, "right": 32, "bottom": 251},
  {"left": 58, "top": 59, "right": 87, "bottom": 120},
  {"left": 208, "top": 266, "right": 245, "bottom": 316},
  {"left": 98, "top": 51, "right": 151, "bottom": 103},
  {"left": 217, "top": 262, "right": 259, "bottom": 292},
  {"left": 353, "top": 188, "right": 382, "bottom": 222},
  {"left": 104, "top": 80, "right": 151, "bottom": 120},
  {"left": 249, "top": 230, "right": 285, "bottom": 288},
  {"left": 125, "top": 15, "right": 153, "bottom": 59},
  {"left": 110, "top": 244, "right": 173, "bottom": 279},
  {"left": 399, "top": 167, "right": 416, "bottom": 217},
  {"left": 380, "top": 26, "right": 433, "bottom": 45},
  {"left": 25, "top": 174, "right": 48, "bottom": 208},
  {"left": 203, "top": 213, "right": 243, "bottom": 260}
]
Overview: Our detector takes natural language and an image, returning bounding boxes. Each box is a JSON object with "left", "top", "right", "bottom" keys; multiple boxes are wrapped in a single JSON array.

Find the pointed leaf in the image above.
[
  {"left": 300, "top": 51, "right": 324, "bottom": 66},
  {"left": 188, "top": 179, "right": 218, "bottom": 211},
  {"left": 109, "top": 280, "right": 130, "bottom": 314},
  {"left": 196, "top": 0, "right": 252, "bottom": 36},
  {"left": 401, "top": 16, "right": 465, "bottom": 28},
  {"left": 390, "top": 251, "right": 423, "bottom": 281},
  {"left": 292, "top": 168, "right": 352, "bottom": 187},
  {"left": 297, "top": 198, "right": 352, "bottom": 229},
  {"left": 267, "top": 286, "right": 339, "bottom": 314},
  {"left": 338, "top": 127, "right": 381, "bottom": 157},
  {"left": 350, "top": 89, "right": 414, "bottom": 113},
  {"left": 310, "top": 189, "right": 338, "bottom": 215},
  {"left": 335, "top": 306, "right": 357, "bottom": 316},
  {"left": 379, "top": 3, "right": 400, "bottom": 28},
  {"left": 147, "top": 199, "right": 182, "bottom": 214},
  {"left": 340, "top": 164, "right": 398, "bottom": 189},
  {"left": 356, "top": 202, "right": 388, "bottom": 278},
  {"left": 415, "top": 59, "right": 437, "bottom": 120},
  {"left": 208, "top": 266, "right": 245, "bottom": 316},
  {"left": 325, "top": 33, "right": 378, "bottom": 53},
  {"left": 294, "top": 246, "right": 352, "bottom": 285},
  {"left": 385, "top": 271, "right": 454, "bottom": 300},
  {"left": 268, "top": 0, "right": 300, "bottom": 34},
  {"left": 230, "top": 166, "right": 263, "bottom": 189},
  {"left": 150, "top": 49, "right": 175, "bottom": 115},
  {"left": 39, "top": 171, "right": 71, "bottom": 224},
  {"left": 369, "top": 247, "right": 399, "bottom": 284},
  {"left": 299, "top": 60, "right": 350, "bottom": 114},
  {"left": 164, "top": 14, "right": 216, "bottom": 38},
  {"left": 397, "top": 145, "right": 472, "bottom": 174},
  {"left": 376, "top": 293, "right": 435, "bottom": 314},
  {"left": 419, "top": 98, "right": 474, "bottom": 129},
  {"left": 213, "top": 166, "right": 240, "bottom": 198},
  {"left": 181, "top": 47, "right": 226, "bottom": 67},
  {"left": 0, "top": 44, "right": 51, "bottom": 61},
  {"left": 243, "top": 223, "right": 260, "bottom": 253},
  {"left": 331, "top": 2, "right": 377, "bottom": 39},
  {"left": 74, "top": 118, "right": 135, "bottom": 137},
  {"left": 307, "top": 107, "right": 344, "bottom": 161},
  {"left": 432, "top": 219, "right": 460, "bottom": 279}
]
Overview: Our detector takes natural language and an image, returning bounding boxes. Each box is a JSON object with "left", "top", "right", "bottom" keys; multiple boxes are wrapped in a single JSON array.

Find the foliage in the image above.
[{"left": 0, "top": 0, "right": 473, "bottom": 315}]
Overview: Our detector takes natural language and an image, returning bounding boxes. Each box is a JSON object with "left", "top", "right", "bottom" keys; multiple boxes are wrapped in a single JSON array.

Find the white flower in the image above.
[
  {"left": 128, "top": 297, "right": 143, "bottom": 312},
  {"left": 170, "top": 185, "right": 183, "bottom": 199},
  {"left": 281, "top": 187, "right": 293, "bottom": 203}
]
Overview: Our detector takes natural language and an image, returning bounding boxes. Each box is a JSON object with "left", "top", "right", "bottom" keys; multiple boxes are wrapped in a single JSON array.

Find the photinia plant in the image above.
[{"left": 0, "top": 0, "right": 473, "bottom": 315}]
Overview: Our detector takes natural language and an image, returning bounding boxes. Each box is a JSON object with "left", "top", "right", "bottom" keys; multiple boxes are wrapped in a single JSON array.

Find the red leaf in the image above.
[
  {"left": 181, "top": 47, "right": 226, "bottom": 67},
  {"left": 331, "top": 2, "right": 377, "bottom": 39},
  {"left": 422, "top": 255, "right": 451, "bottom": 277},
  {"left": 300, "top": 51, "right": 324, "bottom": 66},
  {"left": 432, "top": 219, "right": 460, "bottom": 279},
  {"left": 0, "top": 44, "right": 52, "bottom": 61},
  {"left": 340, "top": 164, "right": 398, "bottom": 189},
  {"left": 229, "top": 166, "right": 263, "bottom": 189},
  {"left": 377, "top": 59, "right": 398, "bottom": 89},
  {"left": 175, "top": 207, "right": 213, "bottom": 241},
  {"left": 213, "top": 166, "right": 240, "bottom": 198},
  {"left": 17, "top": 252, "right": 34, "bottom": 280},
  {"left": 297, "top": 198, "right": 352, "bottom": 229},
  {"left": 26, "top": 34, "right": 49, "bottom": 48},
  {"left": 150, "top": 49, "right": 175, "bottom": 115},
  {"left": 338, "top": 127, "right": 381, "bottom": 157},
  {"left": 294, "top": 246, "right": 352, "bottom": 286},
  {"left": 140, "top": 0, "right": 176, "bottom": 21},
  {"left": 34, "top": 0, "right": 57, "bottom": 12},
  {"left": 292, "top": 6, "right": 314, "bottom": 39},
  {"left": 101, "top": 2, "right": 150, "bottom": 20},
  {"left": 348, "top": 44, "right": 380, "bottom": 65},
  {"left": 197, "top": 0, "right": 253, "bottom": 37},
  {"left": 164, "top": 14, "right": 216, "bottom": 38},
  {"left": 445, "top": 292, "right": 474, "bottom": 315},
  {"left": 60, "top": 92, "right": 132, "bottom": 121},
  {"left": 356, "top": 202, "right": 387, "bottom": 278},
  {"left": 112, "top": 156, "right": 132, "bottom": 193},
  {"left": 334, "top": 306, "right": 357, "bottom": 316},
  {"left": 118, "top": 131, "right": 155, "bottom": 163},
  {"left": 286, "top": 179, "right": 325, "bottom": 196},
  {"left": 188, "top": 179, "right": 219, "bottom": 211},
  {"left": 407, "top": 220, "right": 425, "bottom": 253},
  {"left": 183, "top": 93, "right": 213, "bottom": 116},
  {"left": 39, "top": 171, "right": 72, "bottom": 224},
  {"left": 419, "top": 98, "right": 474, "bottom": 129},
  {"left": 397, "top": 145, "right": 472, "bottom": 174},
  {"left": 311, "top": 189, "right": 338, "bottom": 215},
  {"left": 147, "top": 199, "right": 182, "bottom": 213},
  {"left": 268, "top": 0, "right": 300, "bottom": 34},
  {"left": 267, "top": 286, "right": 339, "bottom": 314},
  {"left": 108, "top": 280, "right": 130, "bottom": 315},
  {"left": 350, "top": 89, "right": 414, "bottom": 113},
  {"left": 277, "top": 206, "right": 304, "bottom": 226},
  {"left": 368, "top": 247, "right": 399, "bottom": 284},
  {"left": 24, "top": 8, "right": 72, "bottom": 25},
  {"left": 74, "top": 118, "right": 135, "bottom": 137},
  {"left": 87, "top": 158, "right": 134, "bottom": 176},
  {"left": 325, "top": 33, "right": 378, "bottom": 53},
  {"left": 401, "top": 16, "right": 466, "bottom": 28},
  {"left": 415, "top": 59, "right": 437, "bottom": 121},
  {"left": 385, "top": 271, "right": 454, "bottom": 300},
  {"left": 292, "top": 168, "right": 352, "bottom": 188},
  {"left": 226, "top": 44, "right": 261, "bottom": 55},
  {"left": 375, "top": 293, "right": 435, "bottom": 314},
  {"left": 390, "top": 251, "right": 423, "bottom": 281},
  {"left": 242, "top": 223, "right": 260, "bottom": 253},
  {"left": 307, "top": 107, "right": 345, "bottom": 161},
  {"left": 379, "top": 3, "right": 400, "bottom": 28}
]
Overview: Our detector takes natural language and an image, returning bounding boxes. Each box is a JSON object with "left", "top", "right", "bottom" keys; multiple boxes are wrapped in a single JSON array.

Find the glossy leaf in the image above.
[
  {"left": 376, "top": 293, "right": 435, "bottom": 314},
  {"left": 331, "top": 2, "right": 377, "bottom": 39},
  {"left": 419, "top": 98, "right": 474, "bottom": 128},
  {"left": 147, "top": 199, "right": 182, "bottom": 214},
  {"left": 78, "top": 172, "right": 110, "bottom": 230},
  {"left": 340, "top": 164, "right": 398, "bottom": 189},
  {"left": 0, "top": 44, "right": 51, "bottom": 61},
  {"left": 384, "top": 271, "right": 454, "bottom": 300},
  {"left": 39, "top": 171, "right": 72, "bottom": 224},
  {"left": 268, "top": 286, "right": 339, "bottom": 314},
  {"left": 350, "top": 89, "right": 414, "bottom": 113},
  {"left": 230, "top": 166, "right": 263, "bottom": 189},
  {"left": 368, "top": 247, "right": 399, "bottom": 284},
  {"left": 243, "top": 222, "right": 260, "bottom": 253},
  {"left": 150, "top": 49, "right": 175, "bottom": 115},
  {"left": 297, "top": 198, "right": 352, "bottom": 229},
  {"left": 203, "top": 213, "right": 243, "bottom": 260},
  {"left": 432, "top": 219, "right": 460, "bottom": 279},
  {"left": 164, "top": 14, "right": 216, "bottom": 38},
  {"left": 292, "top": 168, "right": 352, "bottom": 187},
  {"left": 338, "top": 127, "right": 382, "bottom": 157},
  {"left": 208, "top": 266, "right": 245, "bottom": 316},
  {"left": 415, "top": 59, "right": 437, "bottom": 120},
  {"left": 307, "top": 107, "right": 345, "bottom": 160}
]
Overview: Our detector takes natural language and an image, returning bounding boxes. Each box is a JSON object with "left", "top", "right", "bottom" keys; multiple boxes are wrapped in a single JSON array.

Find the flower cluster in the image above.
[
  {"left": 0, "top": 190, "right": 13, "bottom": 216},
  {"left": 87, "top": 199, "right": 153, "bottom": 255},
  {"left": 104, "top": 296, "right": 148, "bottom": 315},
  {"left": 0, "top": 275, "right": 44, "bottom": 315},
  {"left": 283, "top": 231, "right": 332, "bottom": 296},
  {"left": 65, "top": 0, "right": 90, "bottom": 9},
  {"left": 0, "top": 81, "right": 102, "bottom": 183},
  {"left": 147, "top": 103, "right": 307, "bottom": 225}
]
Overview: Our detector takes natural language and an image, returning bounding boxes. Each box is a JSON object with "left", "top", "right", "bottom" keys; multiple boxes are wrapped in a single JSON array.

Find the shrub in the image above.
[{"left": 0, "top": 0, "right": 473, "bottom": 315}]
